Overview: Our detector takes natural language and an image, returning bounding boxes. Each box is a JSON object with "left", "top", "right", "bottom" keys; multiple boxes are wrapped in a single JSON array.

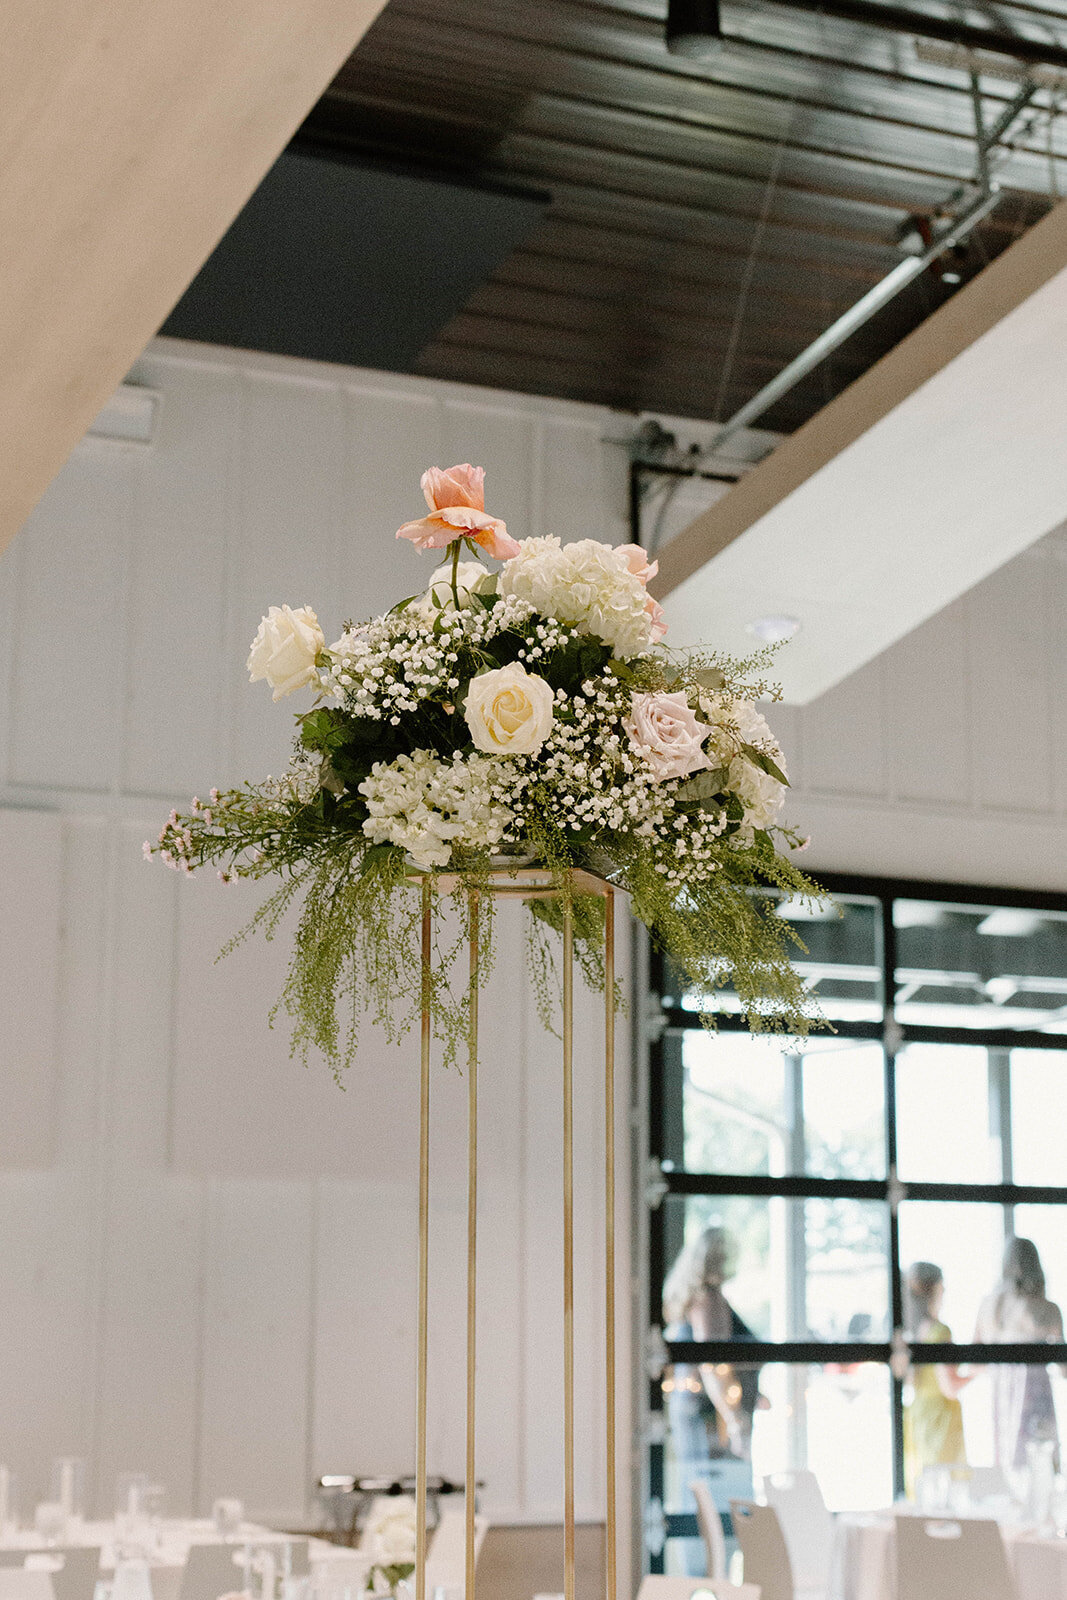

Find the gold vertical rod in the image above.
[
  {"left": 603, "top": 890, "right": 617, "bottom": 1600},
  {"left": 465, "top": 889, "right": 480, "bottom": 1600},
  {"left": 562, "top": 899, "right": 576, "bottom": 1600},
  {"left": 416, "top": 879, "right": 432, "bottom": 1600}
]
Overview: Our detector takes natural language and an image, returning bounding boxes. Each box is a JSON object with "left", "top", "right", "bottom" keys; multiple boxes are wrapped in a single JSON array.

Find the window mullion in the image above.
[{"left": 988, "top": 1046, "right": 1014, "bottom": 1241}]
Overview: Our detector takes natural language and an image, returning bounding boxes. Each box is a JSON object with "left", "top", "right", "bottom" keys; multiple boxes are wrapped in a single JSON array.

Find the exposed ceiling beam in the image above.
[
  {"left": 767, "top": 0, "right": 1067, "bottom": 74},
  {"left": 652, "top": 195, "right": 1067, "bottom": 702},
  {"left": 0, "top": 0, "right": 388, "bottom": 558}
]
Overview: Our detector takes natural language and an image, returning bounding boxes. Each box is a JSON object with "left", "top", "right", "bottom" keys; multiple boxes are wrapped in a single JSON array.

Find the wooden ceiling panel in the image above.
[{"left": 0, "top": 0, "right": 387, "bottom": 555}]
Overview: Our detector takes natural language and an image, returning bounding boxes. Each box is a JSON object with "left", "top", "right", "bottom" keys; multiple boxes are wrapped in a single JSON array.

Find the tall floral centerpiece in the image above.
[
  {"left": 148, "top": 464, "right": 823, "bottom": 1600},
  {"left": 149, "top": 462, "right": 821, "bottom": 1068}
]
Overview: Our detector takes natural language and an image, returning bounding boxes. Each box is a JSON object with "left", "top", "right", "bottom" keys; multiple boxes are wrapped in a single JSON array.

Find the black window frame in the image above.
[{"left": 639, "top": 870, "right": 1067, "bottom": 1570}]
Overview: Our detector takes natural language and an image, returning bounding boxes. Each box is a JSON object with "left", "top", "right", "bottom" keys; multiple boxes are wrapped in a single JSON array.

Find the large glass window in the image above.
[{"left": 640, "top": 877, "right": 1067, "bottom": 1575}]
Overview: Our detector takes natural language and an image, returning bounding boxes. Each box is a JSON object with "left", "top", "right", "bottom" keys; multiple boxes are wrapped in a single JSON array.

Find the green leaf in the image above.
[
  {"left": 742, "top": 743, "right": 790, "bottom": 786},
  {"left": 389, "top": 593, "right": 419, "bottom": 615},
  {"left": 691, "top": 667, "right": 726, "bottom": 691},
  {"left": 299, "top": 707, "right": 348, "bottom": 753},
  {"left": 360, "top": 842, "right": 400, "bottom": 875},
  {"left": 724, "top": 792, "right": 745, "bottom": 823},
  {"left": 753, "top": 828, "right": 776, "bottom": 861},
  {"left": 675, "top": 766, "right": 730, "bottom": 804},
  {"left": 319, "top": 758, "right": 345, "bottom": 797}
]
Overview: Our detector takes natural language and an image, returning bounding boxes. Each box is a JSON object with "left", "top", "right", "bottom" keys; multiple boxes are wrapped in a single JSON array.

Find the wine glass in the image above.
[
  {"left": 115, "top": 1475, "right": 150, "bottom": 1559},
  {"left": 0, "top": 1467, "right": 17, "bottom": 1538},
  {"left": 34, "top": 1502, "right": 67, "bottom": 1547},
  {"left": 213, "top": 1499, "right": 244, "bottom": 1541},
  {"left": 51, "top": 1459, "right": 86, "bottom": 1528}
]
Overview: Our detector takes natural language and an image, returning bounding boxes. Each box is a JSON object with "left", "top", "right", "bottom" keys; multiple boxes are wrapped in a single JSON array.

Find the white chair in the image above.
[
  {"left": 730, "top": 1500, "right": 795, "bottom": 1600},
  {"left": 43, "top": 1550, "right": 100, "bottom": 1600},
  {"left": 424, "top": 1506, "right": 488, "bottom": 1591},
  {"left": 690, "top": 1479, "right": 728, "bottom": 1581},
  {"left": 178, "top": 1545, "right": 243, "bottom": 1600},
  {"left": 0, "top": 1552, "right": 99, "bottom": 1600},
  {"left": 111, "top": 1563, "right": 153, "bottom": 1600},
  {"left": 0, "top": 1574, "right": 56, "bottom": 1600},
  {"left": 761, "top": 1470, "right": 833, "bottom": 1596},
  {"left": 894, "top": 1517, "right": 1017, "bottom": 1600},
  {"left": 636, "top": 1576, "right": 760, "bottom": 1600}
]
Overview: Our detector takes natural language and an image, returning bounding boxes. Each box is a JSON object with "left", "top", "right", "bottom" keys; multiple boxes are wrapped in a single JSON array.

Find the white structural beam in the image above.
[
  {"left": 0, "top": 0, "right": 387, "bottom": 557},
  {"left": 653, "top": 198, "right": 1067, "bottom": 703}
]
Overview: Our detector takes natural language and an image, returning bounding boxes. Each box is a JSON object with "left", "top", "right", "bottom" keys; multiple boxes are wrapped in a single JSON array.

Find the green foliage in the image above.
[{"left": 151, "top": 581, "right": 828, "bottom": 1076}]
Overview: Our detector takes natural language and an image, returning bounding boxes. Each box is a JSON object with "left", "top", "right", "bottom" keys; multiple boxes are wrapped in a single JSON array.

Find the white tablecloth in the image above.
[
  {"left": 830, "top": 1510, "right": 1067, "bottom": 1600},
  {"left": 0, "top": 1520, "right": 339, "bottom": 1600}
]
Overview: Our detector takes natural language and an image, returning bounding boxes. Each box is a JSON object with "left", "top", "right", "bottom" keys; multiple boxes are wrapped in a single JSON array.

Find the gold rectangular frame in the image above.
[{"left": 412, "top": 867, "right": 618, "bottom": 1600}]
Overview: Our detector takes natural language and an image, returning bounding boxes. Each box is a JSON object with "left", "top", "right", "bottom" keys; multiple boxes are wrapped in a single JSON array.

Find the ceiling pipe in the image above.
[
  {"left": 762, "top": 0, "right": 1067, "bottom": 73},
  {"left": 644, "top": 183, "right": 1001, "bottom": 549},
  {"left": 700, "top": 184, "right": 1002, "bottom": 458},
  {"left": 644, "top": 74, "right": 1038, "bottom": 548}
]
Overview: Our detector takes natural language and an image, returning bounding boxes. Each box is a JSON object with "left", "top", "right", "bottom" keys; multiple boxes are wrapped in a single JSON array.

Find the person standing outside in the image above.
[
  {"left": 902, "top": 1261, "right": 971, "bottom": 1495},
  {"left": 975, "top": 1236, "right": 1065, "bottom": 1471}
]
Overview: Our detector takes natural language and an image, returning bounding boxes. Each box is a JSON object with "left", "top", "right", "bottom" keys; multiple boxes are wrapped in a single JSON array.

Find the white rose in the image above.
[
  {"left": 247, "top": 605, "right": 325, "bottom": 700},
  {"left": 464, "top": 663, "right": 554, "bottom": 755},
  {"left": 415, "top": 560, "right": 493, "bottom": 616},
  {"left": 624, "top": 691, "right": 712, "bottom": 782},
  {"left": 365, "top": 1498, "right": 417, "bottom": 1566}
]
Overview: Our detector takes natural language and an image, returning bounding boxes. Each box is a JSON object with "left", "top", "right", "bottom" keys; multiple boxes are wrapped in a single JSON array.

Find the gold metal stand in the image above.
[
  {"left": 562, "top": 900, "right": 575, "bottom": 1600},
  {"left": 413, "top": 866, "right": 618, "bottom": 1600},
  {"left": 416, "top": 880, "right": 433, "bottom": 1600},
  {"left": 465, "top": 890, "right": 479, "bottom": 1600},
  {"left": 603, "top": 889, "right": 617, "bottom": 1600}
]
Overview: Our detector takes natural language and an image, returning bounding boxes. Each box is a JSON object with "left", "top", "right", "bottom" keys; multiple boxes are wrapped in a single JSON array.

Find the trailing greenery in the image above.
[{"left": 149, "top": 512, "right": 828, "bottom": 1076}]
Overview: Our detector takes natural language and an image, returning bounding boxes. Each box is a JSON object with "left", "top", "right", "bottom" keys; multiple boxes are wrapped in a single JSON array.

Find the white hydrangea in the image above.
[
  {"left": 729, "top": 756, "right": 787, "bottom": 829},
  {"left": 359, "top": 749, "right": 511, "bottom": 868},
  {"left": 701, "top": 693, "right": 788, "bottom": 832},
  {"left": 500, "top": 536, "right": 655, "bottom": 657}
]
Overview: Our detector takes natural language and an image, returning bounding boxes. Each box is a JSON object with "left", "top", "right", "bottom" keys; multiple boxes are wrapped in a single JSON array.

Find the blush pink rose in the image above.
[
  {"left": 624, "top": 691, "right": 712, "bottom": 782},
  {"left": 617, "top": 545, "right": 667, "bottom": 638},
  {"left": 645, "top": 594, "right": 668, "bottom": 641},
  {"left": 396, "top": 463, "right": 520, "bottom": 559},
  {"left": 617, "top": 544, "right": 659, "bottom": 584}
]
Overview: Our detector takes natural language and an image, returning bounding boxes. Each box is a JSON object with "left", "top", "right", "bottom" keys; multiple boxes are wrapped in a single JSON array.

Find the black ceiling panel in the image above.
[{"left": 162, "top": 146, "right": 547, "bottom": 372}]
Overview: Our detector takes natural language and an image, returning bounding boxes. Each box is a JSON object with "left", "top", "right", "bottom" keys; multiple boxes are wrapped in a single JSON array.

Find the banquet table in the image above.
[
  {"left": 829, "top": 1507, "right": 1067, "bottom": 1600},
  {"left": 0, "top": 1521, "right": 342, "bottom": 1600}
]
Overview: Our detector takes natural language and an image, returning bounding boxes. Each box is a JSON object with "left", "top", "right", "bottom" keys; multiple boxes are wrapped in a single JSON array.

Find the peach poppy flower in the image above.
[{"left": 396, "top": 463, "right": 520, "bottom": 559}]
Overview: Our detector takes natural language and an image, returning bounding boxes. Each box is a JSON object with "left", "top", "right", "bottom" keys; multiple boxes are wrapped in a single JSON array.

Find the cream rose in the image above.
[
  {"left": 624, "top": 690, "right": 712, "bottom": 782},
  {"left": 247, "top": 605, "right": 324, "bottom": 700},
  {"left": 365, "top": 1496, "right": 417, "bottom": 1566},
  {"left": 416, "top": 560, "right": 494, "bottom": 615},
  {"left": 464, "top": 663, "right": 554, "bottom": 755}
]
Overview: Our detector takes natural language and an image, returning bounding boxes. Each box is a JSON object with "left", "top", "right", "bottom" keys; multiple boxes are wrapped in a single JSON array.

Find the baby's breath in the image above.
[{"left": 148, "top": 523, "right": 826, "bottom": 1075}]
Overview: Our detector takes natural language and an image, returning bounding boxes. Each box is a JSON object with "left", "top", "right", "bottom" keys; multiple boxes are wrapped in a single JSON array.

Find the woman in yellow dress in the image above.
[{"left": 903, "top": 1261, "right": 972, "bottom": 1495}]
